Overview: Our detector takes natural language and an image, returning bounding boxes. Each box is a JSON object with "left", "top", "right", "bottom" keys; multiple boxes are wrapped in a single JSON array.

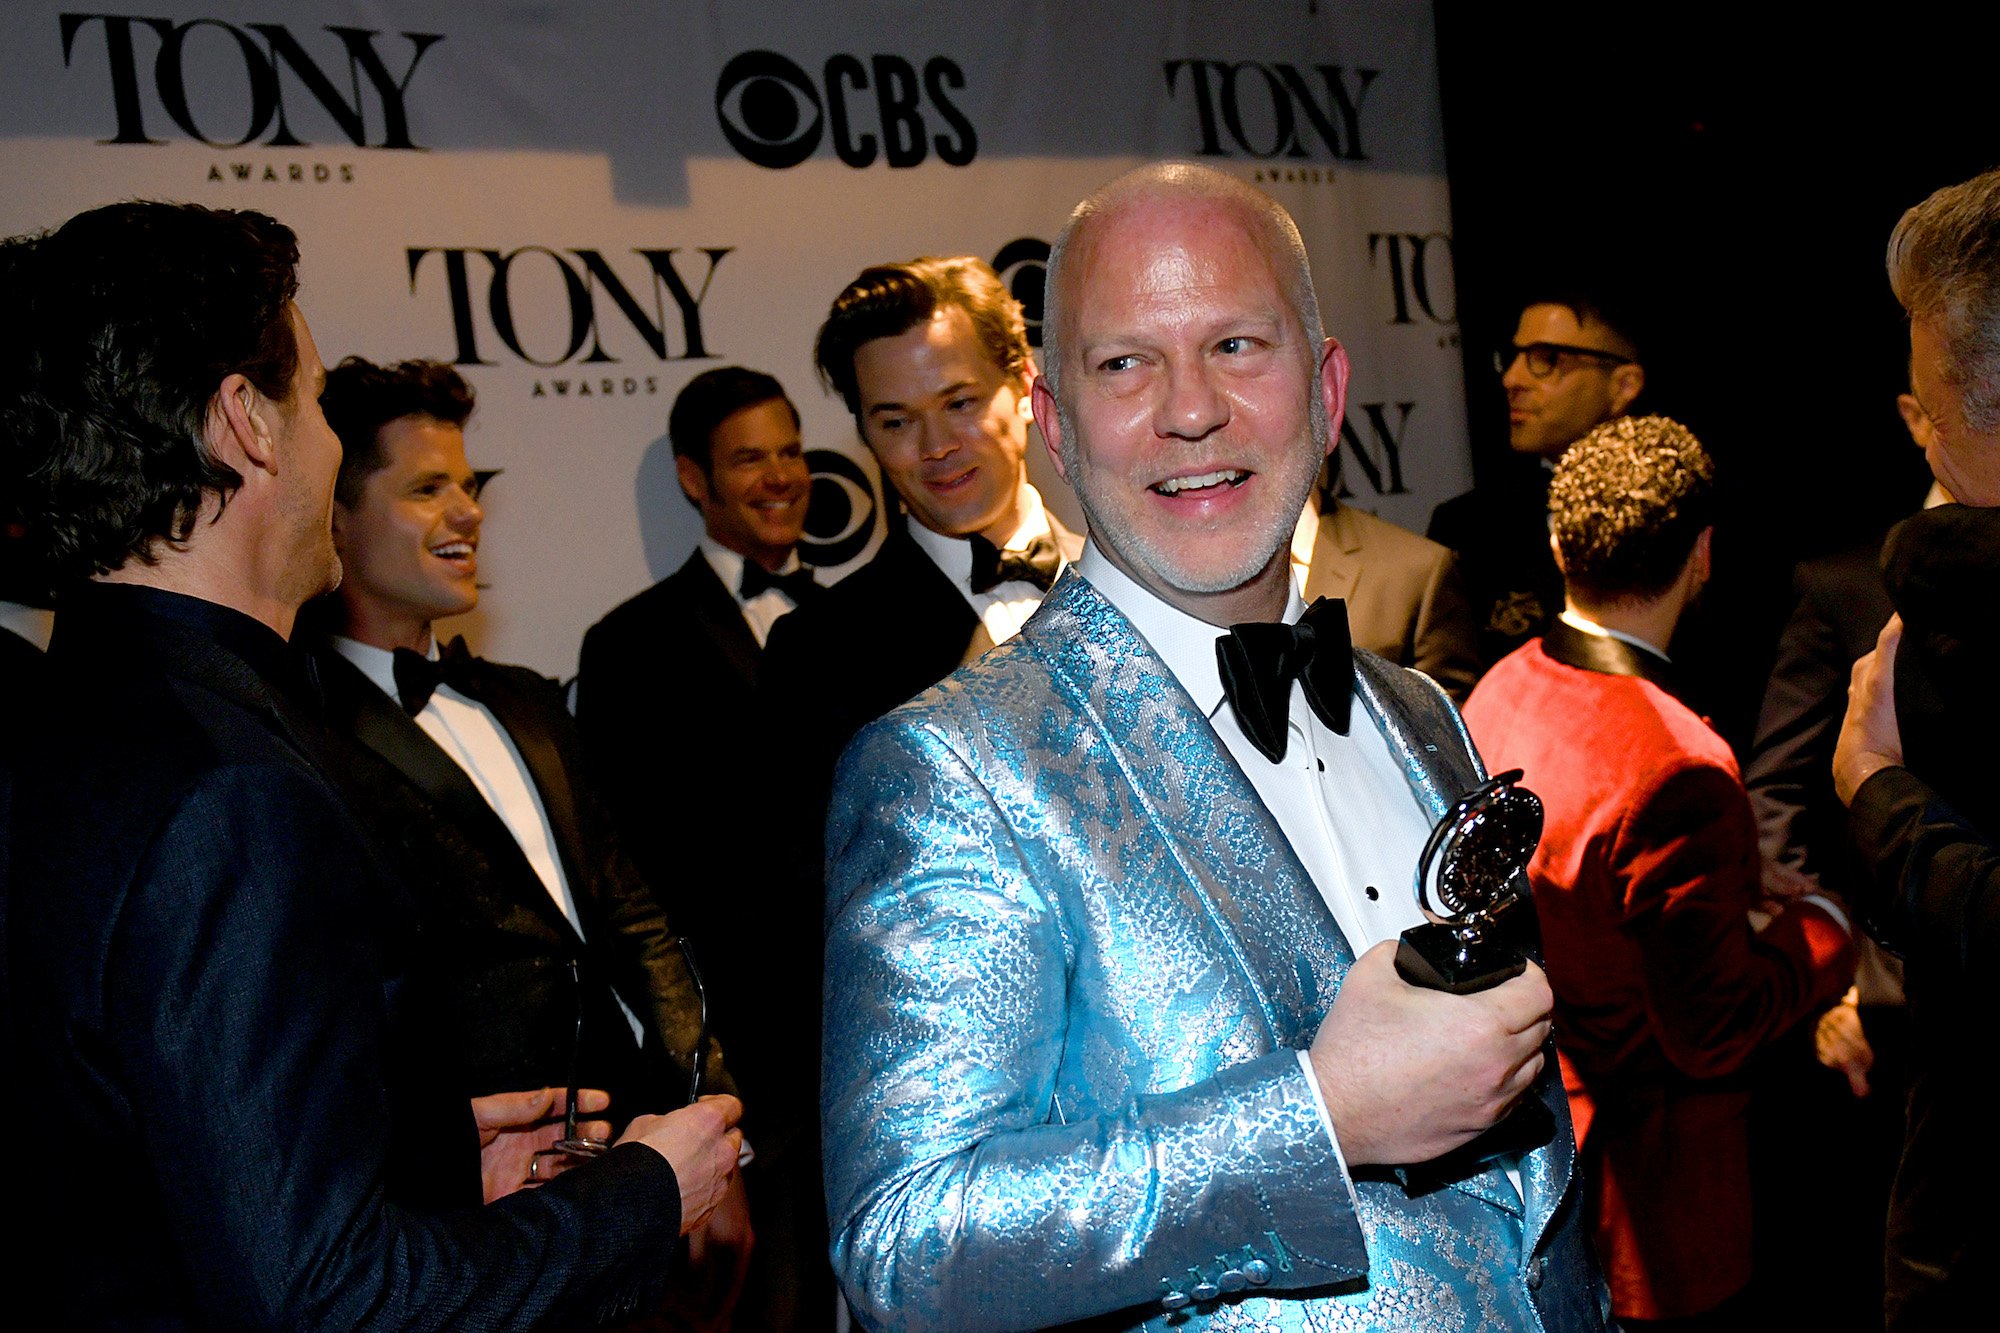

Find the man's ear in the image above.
[
  {"left": 1031, "top": 377, "right": 1069, "bottom": 481},
  {"left": 210, "top": 373, "right": 279, "bottom": 475},
  {"left": 1896, "top": 392, "right": 1938, "bottom": 451},
  {"left": 1318, "top": 337, "right": 1351, "bottom": 458},
  {"left": 1608, "top": 362, "right": 1645, "bottom": 417},
  {"left": 1548, "top": 530, "right": 1567, "bottom": 576},
  {"left": 675, "top": 454, "right": 711, "bottom": 508},
  {"left": 1689, "top": 525, "right": 1713, "bottom": 585}
]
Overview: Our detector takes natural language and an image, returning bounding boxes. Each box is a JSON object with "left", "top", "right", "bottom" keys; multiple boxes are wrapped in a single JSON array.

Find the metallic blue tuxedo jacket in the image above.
[{"left": 823, "top": 573, "right": 1607, "bottom": 1332}]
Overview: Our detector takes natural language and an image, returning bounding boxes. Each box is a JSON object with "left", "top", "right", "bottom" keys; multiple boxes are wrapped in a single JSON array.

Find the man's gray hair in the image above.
[
  {"left": 1040, "top": 162, "right": 1325, "bottom": 406},
  {"left": 1888, "top": 166, "right": 2000, "bottom": 432}
]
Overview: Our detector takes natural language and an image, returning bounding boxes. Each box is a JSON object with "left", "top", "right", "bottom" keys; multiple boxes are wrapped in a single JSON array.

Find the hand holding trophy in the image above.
[{"left": 1395, "top": 768, "right": 1557, "bottom": 1168}]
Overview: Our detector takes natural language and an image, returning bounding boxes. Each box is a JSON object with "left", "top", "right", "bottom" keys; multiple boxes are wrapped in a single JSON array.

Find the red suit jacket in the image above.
[{"left": 1464, "top": 623, "right": 1852, "bottom": 1320}]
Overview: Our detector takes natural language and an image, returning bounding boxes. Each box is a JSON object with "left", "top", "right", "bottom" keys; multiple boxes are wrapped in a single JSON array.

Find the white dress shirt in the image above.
[
  {"left": 910, "top": 483, "right": 1065, "bottom": 647},
  {"left": 698, "top": 539, "right": 807, "bottom": 648},
  {"left": 333, "top": 636, "right": 643, "bottom": 1041},
  {"left": 1078, "top": 544, "right": 1475, "bottom": 1194}
]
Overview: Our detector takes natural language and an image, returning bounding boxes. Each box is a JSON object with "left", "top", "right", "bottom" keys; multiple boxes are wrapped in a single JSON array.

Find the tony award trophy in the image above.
[
  {"left": 1396, "top": 768, "right": 1542, "bottom": 994},
  {"left": 1395, "top": 767, "right": 1555, "bottom": 1165}
]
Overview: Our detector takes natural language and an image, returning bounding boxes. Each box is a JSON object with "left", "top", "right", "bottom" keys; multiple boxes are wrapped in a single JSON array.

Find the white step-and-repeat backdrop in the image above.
[{"left": 1, "top": 0, "right": 1464, "bottom": 677}]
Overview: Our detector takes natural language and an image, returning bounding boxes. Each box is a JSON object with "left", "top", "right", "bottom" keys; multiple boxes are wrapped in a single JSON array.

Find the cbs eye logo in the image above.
[
  {"left": 715, "top": 49, "right": 977, "bottom": 170},
  {"left": 800, "top": 450, "right": 878, "bottom": 567},
  {"left": 990, "top": 238, "right": 1050, "bottom": 348}
]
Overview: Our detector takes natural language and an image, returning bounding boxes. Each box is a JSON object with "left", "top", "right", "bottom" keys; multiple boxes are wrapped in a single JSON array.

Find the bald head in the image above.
[
  {"left": 1029, "top": 162, "right": 1346, "bottom": 626},
  {"left": 1041, "top": 163, "right": 1325, "bottom": 406}
]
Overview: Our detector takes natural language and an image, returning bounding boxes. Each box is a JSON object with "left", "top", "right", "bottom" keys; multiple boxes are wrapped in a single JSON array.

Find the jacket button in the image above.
[
  {"left": 1243, "top": 1258, "right": 1272, "bottom": 1285},
  {"left": 1161, "top": 1289, "right": 1191, "bottom": 1311},
  {"left": 1526, "top": 1256, "right": 1546, "bottom": 1291},
  {"left": 1192, "top": 1278, "right": 1220, "bottom": 1301},
  {"left": 1217, "top": 1268, "right": 1247, "bottom": 1293}
]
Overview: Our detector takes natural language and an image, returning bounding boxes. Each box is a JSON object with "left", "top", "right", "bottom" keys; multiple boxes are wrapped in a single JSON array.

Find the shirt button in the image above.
[
  {"left": 1243, "top": 1259, "right": 1272, "bottom": 1285},
  {"left": 1161, "top": 1289, "right": 1191, "bottom": 1311},
  {"left": 1217, "top": 1268, "right": 1248, "bottom": 1293},
  {"left": 1192, "top": 1279, "right": 1220, "bottom": 1301},
  {"left": 1526, "top": 1256, "right": 1546, "bottom": 1290}
]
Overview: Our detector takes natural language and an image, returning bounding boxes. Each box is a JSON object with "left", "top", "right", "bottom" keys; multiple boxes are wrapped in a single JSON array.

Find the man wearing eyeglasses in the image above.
[
  {"left": 299, "top": 356, "right": 752, "bottom": 1320},
  {"left": 1428, "top": 292, "right": 1645, "bottom": 668}
]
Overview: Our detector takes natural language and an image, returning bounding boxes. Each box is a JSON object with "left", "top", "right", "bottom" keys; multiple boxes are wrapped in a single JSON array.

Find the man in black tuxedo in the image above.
[
  {"left": 1835, "top": 167, "right": 2000, "bottom": 1331},
  {"left": 764, "top": 255, "right": 1083, "bottom": 787},
  {"left": 576, "top": 365, "right": 829, "bottom": 1329},
  {"left": 307, "top": 355, "right": 751, "bottom": 1320},
  {"left": 1, "top": 201, "right": 744, "bottom": 1329}
]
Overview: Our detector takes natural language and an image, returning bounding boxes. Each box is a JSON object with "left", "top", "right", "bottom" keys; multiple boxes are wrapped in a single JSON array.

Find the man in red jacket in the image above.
[{"left": 1464, "top": 415, "right": 1853, "bottom": 1330}]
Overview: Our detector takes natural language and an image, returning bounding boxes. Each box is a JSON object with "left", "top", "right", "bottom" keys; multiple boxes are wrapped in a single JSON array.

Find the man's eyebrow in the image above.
[{"left": 866, "top": 379, "right": 978, "bottom": 414}]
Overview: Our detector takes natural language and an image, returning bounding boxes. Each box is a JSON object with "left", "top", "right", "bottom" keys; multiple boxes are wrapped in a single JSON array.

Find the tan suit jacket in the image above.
[{"left": 1301, "top": 502, "right": 1481, "bottom": 702}]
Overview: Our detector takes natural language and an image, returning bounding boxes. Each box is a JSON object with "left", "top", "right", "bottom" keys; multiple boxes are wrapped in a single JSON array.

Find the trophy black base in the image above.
[{"left": 1394, "top": 921, "right": 1528, "bottom": 995}]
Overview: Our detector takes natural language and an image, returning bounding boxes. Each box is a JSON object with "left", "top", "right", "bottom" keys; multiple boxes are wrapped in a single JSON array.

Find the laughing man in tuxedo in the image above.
[
  {"left": 301, "top": 355, "right": 750, "bottom": 1317},
  {"left": 821, "top": 164, "right": 1605, "bottom": 1331},
  {"left": 763, "top": 255, "right": 1083, "bottom": 786}
]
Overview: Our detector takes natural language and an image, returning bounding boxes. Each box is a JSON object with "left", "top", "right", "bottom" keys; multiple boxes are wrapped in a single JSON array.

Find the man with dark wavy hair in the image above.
[
  {"left": 1466, "top": 416, "right": 1852, "bottom": 1329},
  {"left": 0, "top": 201, "right": 744, "bottom": 1329},
  {"left": 765, "top": 256, "right": 1082, "bottom": 784}
]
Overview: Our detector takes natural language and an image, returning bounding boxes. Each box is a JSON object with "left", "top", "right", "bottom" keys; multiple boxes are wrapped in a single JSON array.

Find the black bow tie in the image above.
[
  {"left": 1215, "top": 597, "right": 1354, "bottom": 763},
  {"left": 740, "top": 561, "right": 820, "bottom": 604},
  {"left": 969, "top": 532, "right": 1063, "bottom": 594},
  {"left": 391, "top": 636, "right": 478, "bottom": 716}
]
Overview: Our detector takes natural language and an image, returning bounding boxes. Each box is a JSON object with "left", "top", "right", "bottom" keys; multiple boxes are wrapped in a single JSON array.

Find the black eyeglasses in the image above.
[{"left": 1494, "top": 341, "right": 1633, "bottom": 379}]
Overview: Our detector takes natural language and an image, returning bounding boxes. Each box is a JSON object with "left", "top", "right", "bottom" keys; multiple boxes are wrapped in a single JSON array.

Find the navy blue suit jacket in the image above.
[{"left": 5, "top": 585, "right": 683, "bottom": 1329}]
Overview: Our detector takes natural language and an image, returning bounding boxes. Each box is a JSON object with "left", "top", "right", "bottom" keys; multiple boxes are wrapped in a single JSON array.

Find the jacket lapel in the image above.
[
  {"left": 1030, "top": 574, "right": 1354, "bottom": 1048},
  {"left": 680, "top": 553, "right": 763, "bottom": 686},
  {"left": 466, "top": 664, "right": 593, "bottom": 930}
]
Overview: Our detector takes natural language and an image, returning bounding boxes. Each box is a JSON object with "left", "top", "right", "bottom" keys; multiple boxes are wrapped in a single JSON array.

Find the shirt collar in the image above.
[
  {"left": 1557, "top": 607, "right": 1672, "bottom": 663},
  {"left": 698, "top": 539, "right": 801, "bottom": 602},
  {"left": 907, "top": 481, "right": 1051, "bottom": 589},
  {"left": 0, "top": 599, "right": 53, "bottom": 652},
  {"left": 331, "top": 633, "right": 427, "bottom": 700},
  {"left": 1076, "top": 541, "right": 1305, "bottom": 717}
]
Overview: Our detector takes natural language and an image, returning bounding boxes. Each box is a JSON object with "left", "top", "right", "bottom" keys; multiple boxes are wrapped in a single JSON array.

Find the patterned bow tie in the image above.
[
  {"left": 739, "top": 561, "right": 820, "bottom": 603},
  {"left": 1215, "top": 597, "right": 1354, "bottom": 763},
  {"left": 969, "top": 532, "right": 1063, "bottom": 594},
  {"left": 391, "top": 636, "right": 478, "bottom": 716}
]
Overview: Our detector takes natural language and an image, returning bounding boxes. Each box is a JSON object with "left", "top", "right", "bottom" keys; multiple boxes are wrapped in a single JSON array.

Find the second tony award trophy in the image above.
[{"left": 1395, "top": 768, "right": 1543, "bottom": 995}]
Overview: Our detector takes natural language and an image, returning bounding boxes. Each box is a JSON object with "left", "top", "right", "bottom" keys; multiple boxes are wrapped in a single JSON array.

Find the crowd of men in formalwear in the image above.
[{"left": 1, "top": 160, "right": 1995, "bottom": 1332}]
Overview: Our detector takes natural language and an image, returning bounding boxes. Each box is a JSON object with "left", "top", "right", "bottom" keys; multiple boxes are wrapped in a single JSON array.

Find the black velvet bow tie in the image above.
[
  {"left": 968, "top": 532, "right": 1063, "bottom": 594},
  {"left": 391, "top": 636, "right": 478, "bottom": 716},
  {"left": 1215, "top": 597, "right": 1354, "bottom": 763},
  {"left": 739, "top": 561, "right": 820, "bottom": 603}
]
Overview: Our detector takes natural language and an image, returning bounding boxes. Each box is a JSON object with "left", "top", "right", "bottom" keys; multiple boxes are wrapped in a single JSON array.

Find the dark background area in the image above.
[{"left": 1434, "top": 3, "right": 1989, "bottom": 747}]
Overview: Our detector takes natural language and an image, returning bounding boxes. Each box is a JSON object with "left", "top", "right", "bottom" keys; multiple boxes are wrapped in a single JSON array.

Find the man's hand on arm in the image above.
[
  {"left": 618, "top": 1094, "right": 746, "bottom": 1235},
  {"left": 1308, "top": 941, "right": 1552, "bottom": 1166},
  {"left": 1834, "top": 615, "right": 1904, "bottom": 806}
]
